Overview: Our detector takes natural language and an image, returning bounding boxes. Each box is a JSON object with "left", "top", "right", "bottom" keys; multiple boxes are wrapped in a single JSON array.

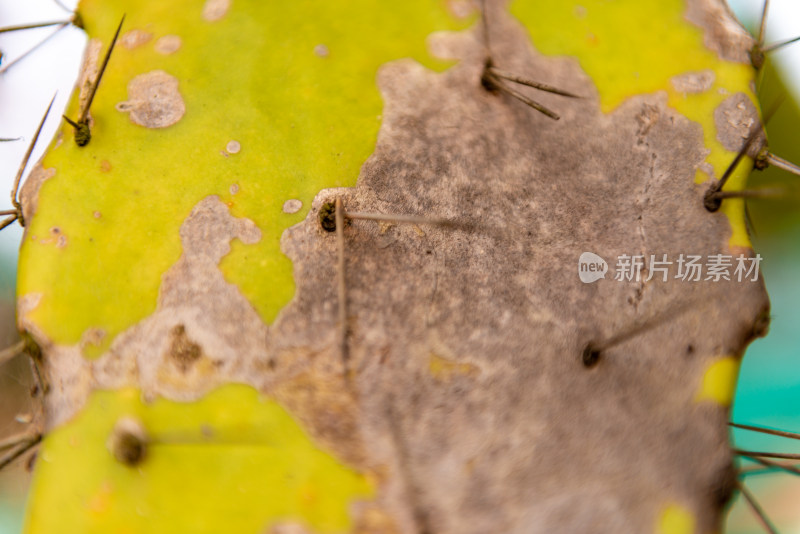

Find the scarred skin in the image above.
[{"left": 18, "top": 1, "right": 767, "bottom": 533}]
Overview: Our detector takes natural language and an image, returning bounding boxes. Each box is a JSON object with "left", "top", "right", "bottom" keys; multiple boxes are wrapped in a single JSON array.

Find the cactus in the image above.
[{"left": 2, "top": 0, "right": 794, "bottom": 532}]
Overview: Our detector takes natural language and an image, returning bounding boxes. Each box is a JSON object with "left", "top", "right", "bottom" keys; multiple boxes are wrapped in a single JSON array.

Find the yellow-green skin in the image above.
[
  {"left": 25, "top": 386, "right": 372, "bottom": 534},
  {"left": 514, "top": 0, "right": 755, "bottom": 248},
  {"left": 19, "top": 0, "right": 467, "bottom": 357},
  {"left": 19, "top": 0, "right": 757, "bottom": 532}
]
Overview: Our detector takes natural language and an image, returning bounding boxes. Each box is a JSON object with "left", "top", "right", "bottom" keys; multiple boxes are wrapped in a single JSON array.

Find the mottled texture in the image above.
[
  {"left": 115, "top": 70, "right": 185, "bottom": 128},
  {"left": 714, "top": 92, "right": 762, "bottom": 153},
  {"left": 19, "top": 162, "right": 55, "bottom": 225},
  {"left": 202, "top": 0, "right": 231, "bottom": 22},
  {"left": 225, "top": 140, "right": 241, "bottom": 154},
  {"left": 686, "top": 0, "right": 754, "bottom": 64},
  {"left": 119, "top": 29, "right": 153, "bottom": 49},
  {"left": 283, "top": 199, "right": 303, "bottom": 214},
  {"left": 671, "top": 69, "right": 715, "bottom": 94},
  {"left": 20, "top": 0, "right": 769, "bottom": 532},
  {"left": 154, "top": 35, "right": 182, "bottom": 55},
  {"left": 275, "top": 5, "right": 766, "bottom": 532},
  {"left": 76, "top": 39, "right": 102, "bottom": 116}
]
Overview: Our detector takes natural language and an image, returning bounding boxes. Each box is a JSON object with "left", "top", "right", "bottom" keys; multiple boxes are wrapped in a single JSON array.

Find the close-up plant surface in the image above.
[{"left": 1, "top": 0, "right": 800, "bottom": 532}]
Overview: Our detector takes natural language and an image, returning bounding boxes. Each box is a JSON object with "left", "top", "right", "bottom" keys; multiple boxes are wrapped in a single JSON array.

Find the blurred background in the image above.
[
  {"left": 725, "top": 1, "right": 800, "bottom": 532},
  {"left": 0, "top": 0, "right": 798, "bottom": 532},
  {"left": 1, "top": 2, "right": 82, "bottom": 532}
]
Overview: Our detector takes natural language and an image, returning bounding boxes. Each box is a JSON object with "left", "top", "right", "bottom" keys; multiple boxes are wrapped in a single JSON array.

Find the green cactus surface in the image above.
[
  {"left": 18, "top": 0, "right": 469, "bottom": 357},
  {"left": 24, "top": 385, "right": 373, "bottom": 533}
]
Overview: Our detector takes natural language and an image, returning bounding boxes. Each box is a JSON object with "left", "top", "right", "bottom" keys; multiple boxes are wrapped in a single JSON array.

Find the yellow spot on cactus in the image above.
[
  {"left": 24, "top": 385, "right": 372, "bottom": 534},
  {"left": 695, "top": 356, "right": 740, "bottom": 406},
  {"left": 512, "top": 0, "right": 756, "bottom": 248},
  {"left": 429, "top": 353, "right": 479, "bottom": 380},
  {"left": 18, "top": 0, "right": 469, "bottom": 354},
  {"left": 657, "top": 503, "right": 696, "bottom": 534},
  {"left": 86, "top": 483, "right": 112, "bottom": 515}
]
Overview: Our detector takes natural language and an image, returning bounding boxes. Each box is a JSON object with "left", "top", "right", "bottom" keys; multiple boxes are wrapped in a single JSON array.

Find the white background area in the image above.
[{"left": 0, "top": 0, "right": 83, "bottom": 259}]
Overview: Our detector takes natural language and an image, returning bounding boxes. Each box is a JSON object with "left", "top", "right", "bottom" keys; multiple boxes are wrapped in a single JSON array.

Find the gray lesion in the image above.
[
  {"left": 91, "top": 195, "right": 268, "bottom": 402},
  {"left": 19, "top": 162, "right": 56, "bottom": 225},
  {"left": 686, "top": 0, "right": 755, "bottom": 64},
  {"left": 115, "top": 70, "right": 186, "bottom": 129},
  {"left": 24, "top": 0, "right": 768, "bottom": 532},
  {"left": 670, "top": 70, "right": 716, "bottom": 94},
  {"left": 714, "top": 92, "right": 763, "bottom": 155},
  {"left": 272, "top": 4, "right": 765, "bottom": 533}
]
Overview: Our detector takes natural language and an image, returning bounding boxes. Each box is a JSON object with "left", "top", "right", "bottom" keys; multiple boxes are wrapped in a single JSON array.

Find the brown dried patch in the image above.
[
  {"left": 685, "top": 0, "right": 754, "bottom": 63},
  {"left": 19, "top": 163, "right": 55, "bottom": 225},
  {"left": 80, "top": 328, "right": 106, "bottom": 352},
  {"left": 77, "top": 39, "right": 102, "bottom": 111},
  {"left": 313, "top": 44, "right": 329, "bottom": 58},
  {"left": 116, "top": 70, "right": 186, "bottom": 129},
  {"left": 29, "top": 1, "right": 768, "bottom": 531},
  {"left": 225, "top": 140, "right": 241, "bottom": 154},
  {"left": 426, "top": 30, "right": 475, "bottom": 62},
  {"left": 670, "top": 70, "right": 715, "bottom": 94},
  {"left": 202, "top": 0, "right": 231, "bottom": 22},
  {"left": 270, "top": 3, "right": 766, "bottom": 531},
  {"left": 272, "top": 361, "right": 366, "bottom": 468},
  {"left": 168, "top": 324, "right": 203, "bottom": 371},
  {"left": 352, "top": 503, "right": 401, "bottom": 534},
  {"left": 17, "top": 293, "right": 94, "bottom": 430},
  {"left": 86, "top": 195, "right": 265, "bottom": 403},
  {"left": 282, "top": 199, "right": 302, "bottom": 214},
  {"left": 714, "top": 92, "right": 763, "bottom": 154},
  {"left": 155, "top": 35, "right": 182, "bottom": 55},
  {"left": 635, "top": 103, "right": 660, "bottom": 139},
  {"left": 447, "top": 0, "right": 475, "bottom": 19},
  {"left": 267, "top": 523, "right": 311, "bottom": 534},
  {"left": 120, "top": 29, "right": 153, "bottom": 49},
  {"left": 36, "top": 226, "right": 69, "bottom": 248}
]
